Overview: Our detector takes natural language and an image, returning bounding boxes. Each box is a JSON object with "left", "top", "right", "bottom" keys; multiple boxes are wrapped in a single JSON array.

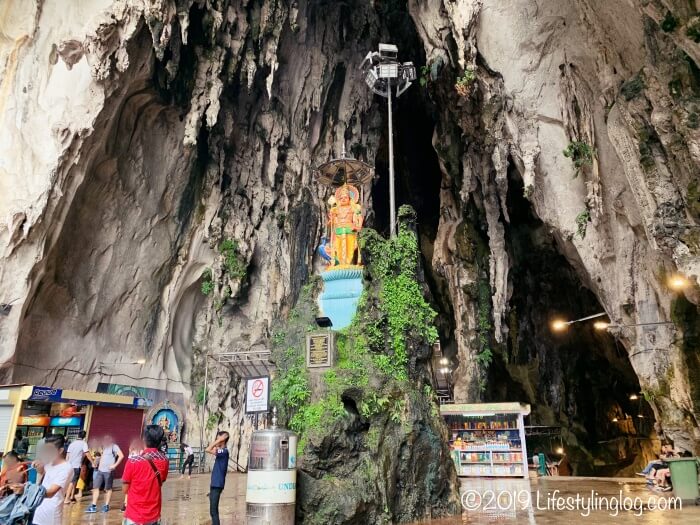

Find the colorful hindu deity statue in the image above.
[{"left": 327, "top": 184, "right": 363, "bottom": 267}]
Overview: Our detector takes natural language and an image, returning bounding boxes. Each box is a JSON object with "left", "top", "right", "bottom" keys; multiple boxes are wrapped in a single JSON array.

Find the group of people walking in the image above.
[{"left": 1, "top": 427, "right": 233, "bottom": 524}]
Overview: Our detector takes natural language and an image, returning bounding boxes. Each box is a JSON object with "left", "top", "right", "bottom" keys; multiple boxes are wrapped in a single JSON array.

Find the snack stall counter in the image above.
[{"left": 440, "top": 402, "right": 530, "bottom": 478}]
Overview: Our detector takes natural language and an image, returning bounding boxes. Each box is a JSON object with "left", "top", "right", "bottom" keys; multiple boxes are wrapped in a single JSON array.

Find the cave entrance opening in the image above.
[
  {"left": 486, "top": 164, "right": 657, "bottom": 476},
  {"left": 358, "top": 0, "right": 657, "bottom": 476}
]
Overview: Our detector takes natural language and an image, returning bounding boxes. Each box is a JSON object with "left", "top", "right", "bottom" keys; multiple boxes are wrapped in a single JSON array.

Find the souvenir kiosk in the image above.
[{"left": 440, "top": 402, "right": 530, "bottom": 478}]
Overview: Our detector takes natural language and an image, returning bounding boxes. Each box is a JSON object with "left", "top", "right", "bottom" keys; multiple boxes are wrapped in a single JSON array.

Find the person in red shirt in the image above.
[{"left": 121, "top": 425, "right": 169, "bottom": 525}]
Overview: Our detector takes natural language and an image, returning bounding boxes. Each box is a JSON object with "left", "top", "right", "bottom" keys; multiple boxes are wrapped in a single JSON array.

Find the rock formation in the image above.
[
  {"left": 272, "top": 207, "right": 459, "bottom": 523},
  {"left": 0, "top": 0, "right": 698, "bottom": 493}
]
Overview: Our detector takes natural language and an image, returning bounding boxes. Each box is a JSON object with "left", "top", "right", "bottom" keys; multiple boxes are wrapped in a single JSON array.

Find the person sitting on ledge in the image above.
[{"left": 637, "top": 443, "right": 677, "bottom": 483}]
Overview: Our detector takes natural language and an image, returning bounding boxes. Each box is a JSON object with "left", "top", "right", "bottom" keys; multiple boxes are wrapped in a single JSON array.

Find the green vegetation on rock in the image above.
[
  {"left": 620, "top": 74, "right": 645, "bottom": 101},
  {"left": 271, "top": 206, "right": 458, "bottom": 523},
  {"left": 688, "top": 111, "right": 699, "bottom": 129},
  {"left": 660, "top": 11, "right": 678, "bottom": 32},
  {"left": 687, "top": 180, "right": 700, "bottom": 221},
  {"left": 687, "top": 15, "right": 700, "bottom": 43},
  {"left": 455, "top": 67, "right": 477, "bottom": 96},
  {"left": 637, "top": 125, "right": 659, "bottom": 171},
  {"left": 563, "top": 141, "right": 595, "bottom": 177},
  {"left": 272, "top": 208, "right": 439, "bottom": 450},
  {"left": 419, "top": 65, "right": 430, "bottom": 87},
  {"left": 220, "top": 238, "right": 246, "bottom": 280},
  {"left": 200, "top": 268, "right": 213, "bottom": 295},
  {"left": 575, "top": 209, "right": 591, "bottom": 239}
]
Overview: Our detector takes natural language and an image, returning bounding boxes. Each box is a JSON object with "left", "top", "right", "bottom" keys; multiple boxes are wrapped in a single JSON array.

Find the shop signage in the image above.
[
  {"left": 245, "top": 376, "right": 270, "bottom": 414},
  {"left": 18, "top": 416, "right": 50, "bottom": 426},
  {"left": 306, "top": 332, "right": 334, "bottom": 368},
  {"left": 29, "top": 386, "right": 63, "bottom": 402},
  {"left": 49, "top": 416, "right": 82, "bottom": 427}
]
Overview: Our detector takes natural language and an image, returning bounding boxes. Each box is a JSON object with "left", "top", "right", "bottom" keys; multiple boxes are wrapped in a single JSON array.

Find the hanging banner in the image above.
[{"left": 245, "top": 376, "right": 270, "bottom": 414}]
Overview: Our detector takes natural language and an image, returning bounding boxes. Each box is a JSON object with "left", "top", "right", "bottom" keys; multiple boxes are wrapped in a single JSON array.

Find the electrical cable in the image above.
[{"left": 3, "top": 361, "right": 199, "bottom": 387}]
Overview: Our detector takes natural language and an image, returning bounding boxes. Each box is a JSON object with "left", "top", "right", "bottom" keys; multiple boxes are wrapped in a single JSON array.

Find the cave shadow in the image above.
[{"left": 486, "top": 165, "right": 655, "bottom": 475}]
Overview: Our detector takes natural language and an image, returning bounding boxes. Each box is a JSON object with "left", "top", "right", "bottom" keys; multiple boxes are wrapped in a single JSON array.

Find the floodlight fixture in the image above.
[
  {"left": 360, "top": 43, "right": 416, "bottom": 238},
  {"left": 315, "top": 316, "right": 333, "bottom": 329}
]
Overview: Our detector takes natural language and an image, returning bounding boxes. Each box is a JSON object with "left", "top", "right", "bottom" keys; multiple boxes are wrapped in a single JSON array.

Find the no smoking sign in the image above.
[{"left": 246, "top": 376, "right": 270, "bottom": 413}]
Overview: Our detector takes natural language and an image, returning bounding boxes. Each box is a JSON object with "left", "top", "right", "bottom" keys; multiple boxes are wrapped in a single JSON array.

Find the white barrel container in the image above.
[{"left": 246, "top": 428, "right": 298, "bottom": 525}]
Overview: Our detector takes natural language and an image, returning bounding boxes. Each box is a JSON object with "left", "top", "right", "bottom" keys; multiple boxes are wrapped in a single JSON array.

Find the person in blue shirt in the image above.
[{"left": 205, "top": 431, "right": 230, "bottom": 525}]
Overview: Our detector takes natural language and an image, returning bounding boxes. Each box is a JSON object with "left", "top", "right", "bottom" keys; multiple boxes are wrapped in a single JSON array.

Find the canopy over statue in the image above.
[{"left": 312, "top": 147, "right": 374, "bottom": 188}]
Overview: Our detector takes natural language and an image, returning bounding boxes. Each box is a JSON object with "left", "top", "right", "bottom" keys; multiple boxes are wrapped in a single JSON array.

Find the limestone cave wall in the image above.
[{"left": 1, "top": 0, "right": 699, "bottom": 481}]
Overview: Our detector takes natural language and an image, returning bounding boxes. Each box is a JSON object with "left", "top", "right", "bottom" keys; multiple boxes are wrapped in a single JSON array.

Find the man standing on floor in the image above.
[
  {"left": 86, "top": 435, "right": 124, "bottom": 514},
  {"left": 121, "top": 425, "right": 169, "bottom": 525},
  {"left": 64, "top": 430, "right": 89, "bottom": 504},
  {"left": 206, "top": 431, "right": 230, "bottom": 525}
]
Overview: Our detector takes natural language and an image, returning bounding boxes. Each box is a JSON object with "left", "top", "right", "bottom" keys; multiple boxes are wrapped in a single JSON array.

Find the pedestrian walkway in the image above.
[
  {"left": 430, "top": 477, "right": 700, "bottom": 524},
  {"left": 61, "top": 474, "right": 699, "bottom": 524},
  {"left": 62, "top": 474, "right": 246, "bottom": 524}
]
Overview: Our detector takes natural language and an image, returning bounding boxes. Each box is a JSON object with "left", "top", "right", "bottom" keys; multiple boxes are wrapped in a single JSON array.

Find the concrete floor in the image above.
[{"left": 61, "top": 474, "right": 700, "bottom": 524}]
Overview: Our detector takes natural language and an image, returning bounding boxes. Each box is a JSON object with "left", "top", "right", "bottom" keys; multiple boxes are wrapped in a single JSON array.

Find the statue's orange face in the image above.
[{"left": 338, "top": 190, "right": 350, "bottom": 205}]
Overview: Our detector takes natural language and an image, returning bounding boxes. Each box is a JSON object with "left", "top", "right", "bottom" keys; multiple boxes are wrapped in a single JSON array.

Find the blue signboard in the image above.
[
  {"left": 50, "top": 416, "right": 82, "bottom": 427},
  {"left": 29, "top": 386, "right": 64, "bottom": 402}
]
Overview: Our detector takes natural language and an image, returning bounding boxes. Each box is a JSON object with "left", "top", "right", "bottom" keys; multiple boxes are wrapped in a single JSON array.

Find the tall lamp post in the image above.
[{"left": 360, "top": 43, "right": 416, "bottom": 238}]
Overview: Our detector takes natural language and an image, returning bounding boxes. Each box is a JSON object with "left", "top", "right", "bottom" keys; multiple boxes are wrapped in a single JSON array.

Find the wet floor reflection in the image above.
[
  {"left": 422, "top": 478, "right": 699, "bottom": 525},
  {"left": 62, "top": 474, "right": 699, "bottom": 524},
  {"left": 63, "top": 473, "right": 247, "bottom": 524}
]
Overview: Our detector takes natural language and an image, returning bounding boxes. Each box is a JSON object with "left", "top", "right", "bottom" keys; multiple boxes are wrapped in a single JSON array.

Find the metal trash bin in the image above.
[
  {"left": 246, "top": 427, "right": 298, "bottom": 524},
  {"left": 667, "top": 457, "right": 700, "bottom": 504}
]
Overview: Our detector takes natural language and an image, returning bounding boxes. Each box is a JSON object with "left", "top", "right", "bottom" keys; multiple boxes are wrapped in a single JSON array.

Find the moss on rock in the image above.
[{"left": 271, "top": 206, "right": 459, "bottom": 524}]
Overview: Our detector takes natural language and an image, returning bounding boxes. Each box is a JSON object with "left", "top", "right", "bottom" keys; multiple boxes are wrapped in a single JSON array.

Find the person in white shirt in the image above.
[
  {"left": 180, "top": 443, "right": 195, "bottom": 479},
  {"left": 30, "top": 434, "right": 73, "bottom": 525},
  {"left": 64, "top": 430, "right": 89, "bottom": 504}
]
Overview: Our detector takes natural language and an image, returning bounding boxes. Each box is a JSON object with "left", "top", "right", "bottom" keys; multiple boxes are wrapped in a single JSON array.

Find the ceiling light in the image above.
[
  {"left": 593, "top": 321, "right": 610, "bottom": 330},
  {"left": 629, "top": 394, "right": 638, "bottom": 400},
  {"left": 668, "top": 274, "right": 689, "bottom": 291},
  {"left": 551, "top": 319, "right": 568, "bottom": 332}
]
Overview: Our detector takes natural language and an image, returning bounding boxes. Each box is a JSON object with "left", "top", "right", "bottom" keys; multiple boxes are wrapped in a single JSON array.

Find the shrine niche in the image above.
[{"left": 146, "top": 400, "right": 184, "bottom": 447}]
